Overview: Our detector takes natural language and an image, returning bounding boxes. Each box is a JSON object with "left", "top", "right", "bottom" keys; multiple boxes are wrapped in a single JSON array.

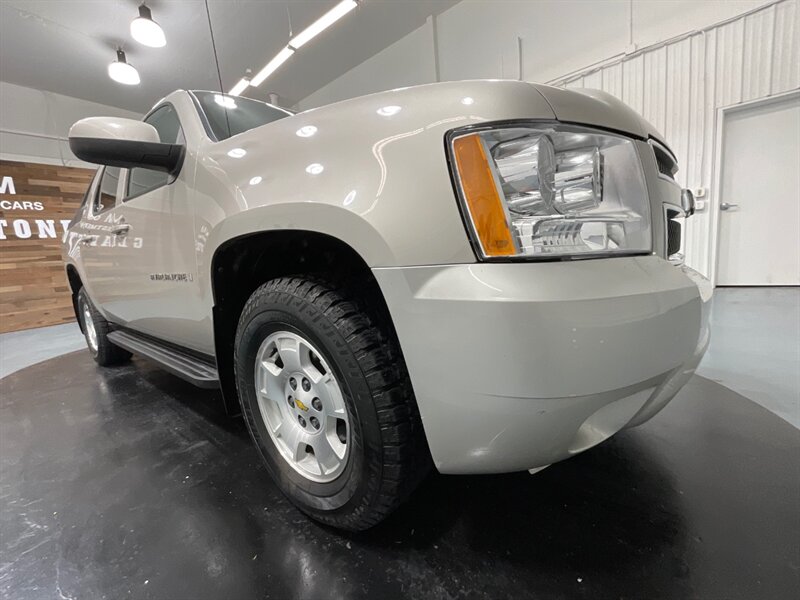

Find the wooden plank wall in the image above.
[{"left": 0, "top": 159, "right": 95, "bottom": 333}]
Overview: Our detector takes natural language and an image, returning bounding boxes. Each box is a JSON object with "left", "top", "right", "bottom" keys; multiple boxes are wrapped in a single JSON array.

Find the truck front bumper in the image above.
[{"left": 373, "top": 256, "right": 711, "bottom": 474}]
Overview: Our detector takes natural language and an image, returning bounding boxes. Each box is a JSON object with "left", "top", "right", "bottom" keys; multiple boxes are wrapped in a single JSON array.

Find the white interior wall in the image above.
[
  {"left": 297, "top": 0, "right": 799, "bottom": 280},
  {"left": 548, "top": 0, "right": 798, "bottom": 279},
  {"left": 298, "top": 18, "right": 438, "bottom": 111},
  {"left": 438, "top": 0, "right": 780, "bottom": 83},
  {"left": 0, "top": 81, "right": 141, "bottom": 167},
  {"left": 299, "top": 0, "right": 775, "bottom": 109}
]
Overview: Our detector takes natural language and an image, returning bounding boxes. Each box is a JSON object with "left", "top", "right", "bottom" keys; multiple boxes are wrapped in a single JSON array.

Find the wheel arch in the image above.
[
  {"left": 65, "top": 264, "right": 85, "bottom": 333},
  {"left": 209, "top": 229, "right": 402, "bottom": 416}
]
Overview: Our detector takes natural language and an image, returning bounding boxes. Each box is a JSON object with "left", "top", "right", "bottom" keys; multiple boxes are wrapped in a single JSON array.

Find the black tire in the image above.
[
  {"left": 234, "top": 276, "right": 429, "bottom": 531},
  {"left": 77, "top": 288, "right": 131, "bottom": 367}
]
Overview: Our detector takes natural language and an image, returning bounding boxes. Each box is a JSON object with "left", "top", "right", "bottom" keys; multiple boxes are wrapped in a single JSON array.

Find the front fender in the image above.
[
  {"left": 193, "top": 80, "right": 561, "bottom": 274},
  {"left": 205, "top": 202, "right": 394, "bottom": 270}
]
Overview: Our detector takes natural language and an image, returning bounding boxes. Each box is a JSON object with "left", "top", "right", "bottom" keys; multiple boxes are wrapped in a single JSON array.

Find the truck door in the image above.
[
  {"left": 101, "top": 103, "right": 204, "bottom": 350},
  {"left": 77, "top": 165, "right": 126, "bottom": 314}
]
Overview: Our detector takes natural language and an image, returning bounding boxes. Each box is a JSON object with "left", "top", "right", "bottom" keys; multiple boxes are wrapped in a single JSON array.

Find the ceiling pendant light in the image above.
[
  {"left": 108, "top": 49, "right": 140, "bottom": 85},
  {"left": 131, "top": 3, "right": 166, "bottom": 48}
]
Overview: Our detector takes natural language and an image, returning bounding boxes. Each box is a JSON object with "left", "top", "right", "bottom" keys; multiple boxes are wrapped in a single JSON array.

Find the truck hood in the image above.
[
  {"left": 241, "top": 80, "right": 667, "bottom": 151},
  {"left": 529, "top": 83, "right": 670, "bottom": 150}
]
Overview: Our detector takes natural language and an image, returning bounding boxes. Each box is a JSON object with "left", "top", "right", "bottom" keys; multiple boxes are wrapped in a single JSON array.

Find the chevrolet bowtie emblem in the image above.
[{"left": 295, "top": 398, "right": 309, "bottom": 412}]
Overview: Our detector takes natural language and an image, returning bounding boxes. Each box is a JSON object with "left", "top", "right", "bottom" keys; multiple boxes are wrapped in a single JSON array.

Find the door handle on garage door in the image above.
[
  {"left": 720, "top": 202, "right": 739, "bottom": 211},
  {"left": 111, "top": 223, "right": 131, "bottom": 235}
]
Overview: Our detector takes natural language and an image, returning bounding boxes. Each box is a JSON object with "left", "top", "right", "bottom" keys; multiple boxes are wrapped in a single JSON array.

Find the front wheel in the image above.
[{"left": 234, "top": 276, "right": 428, "bottom": 531}]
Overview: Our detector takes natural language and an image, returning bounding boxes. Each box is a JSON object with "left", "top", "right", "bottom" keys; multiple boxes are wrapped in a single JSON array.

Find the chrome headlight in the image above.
[{"left": 448, "top": 123, "right": 651, "bottom": 259}]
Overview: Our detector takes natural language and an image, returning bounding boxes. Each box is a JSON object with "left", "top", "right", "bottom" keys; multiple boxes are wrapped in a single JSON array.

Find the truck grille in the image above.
[
  {"left": 664, "top": 206, "right": 685, "bottom": 264},
  {"left": 650, "top": 139, "right": 678, "bottom": 180}
]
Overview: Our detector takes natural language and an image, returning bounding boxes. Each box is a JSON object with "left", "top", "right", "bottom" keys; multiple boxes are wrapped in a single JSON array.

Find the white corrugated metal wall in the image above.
[{"left": 548, "top": 0, "right": 799, "bottom": 279}]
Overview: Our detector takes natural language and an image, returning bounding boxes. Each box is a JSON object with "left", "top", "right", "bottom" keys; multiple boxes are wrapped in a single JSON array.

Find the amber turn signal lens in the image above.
[{"left": 452, "top": 134, "right": 515, "bottom": 257}]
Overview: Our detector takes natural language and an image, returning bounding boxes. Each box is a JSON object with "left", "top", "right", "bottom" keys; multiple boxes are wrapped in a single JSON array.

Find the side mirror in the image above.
[
  {"left": 68, "top": 116, "right": 184, "bottom": 175},
  {"left": 681, "top": 188, "right": 695, "bottom": 217}
]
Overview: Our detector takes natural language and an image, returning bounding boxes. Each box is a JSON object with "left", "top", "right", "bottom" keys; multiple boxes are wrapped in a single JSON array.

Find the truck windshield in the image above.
[{"left": 192, "top": 91, "right": 293, "bottom": 141}]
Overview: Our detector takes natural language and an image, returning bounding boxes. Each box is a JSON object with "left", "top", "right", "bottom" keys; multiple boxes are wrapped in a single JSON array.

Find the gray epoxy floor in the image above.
[
  {"left": 1, "top": 287, "right": 799, "bottom": 599},
  {"left": 696, "top": 287, "right": 800, "bottom": 428},
  {"left": 0, "top": 322, "right": 85, "bottom": 379},
  {"left": 2, "top": 287, "right": 796, "bottom": 427},
  {"left": 1, "top": 352, "right": 798, "bottom": 599}
]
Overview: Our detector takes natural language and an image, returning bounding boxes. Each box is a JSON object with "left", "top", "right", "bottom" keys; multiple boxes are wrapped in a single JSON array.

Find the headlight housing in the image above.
[{"left": 448, "top": 123, "right": 652, "bottom": 260}]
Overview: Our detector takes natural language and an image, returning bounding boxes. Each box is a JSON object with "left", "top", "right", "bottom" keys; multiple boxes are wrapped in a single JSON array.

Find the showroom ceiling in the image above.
[{"left": 0, "top": 0, "right": 457, "bottom": 112}]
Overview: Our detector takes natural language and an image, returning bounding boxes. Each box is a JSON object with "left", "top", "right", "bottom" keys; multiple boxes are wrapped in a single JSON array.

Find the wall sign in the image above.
[{"left": 0, "top": 159, "right": 95, "bottom": 333}]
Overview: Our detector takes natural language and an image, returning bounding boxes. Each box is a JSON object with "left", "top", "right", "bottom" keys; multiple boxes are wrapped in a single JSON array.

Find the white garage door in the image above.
[{"left": 716, "top": 92, "right": 800, "bottom": 286}]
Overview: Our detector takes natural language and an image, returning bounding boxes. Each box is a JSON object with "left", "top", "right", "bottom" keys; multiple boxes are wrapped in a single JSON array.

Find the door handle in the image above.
[
  {"left": 79, "top": 236, "right": 97, "bottom": 245},
  {"left": 720, "top": 202, "right": 739, "bottom": 211},
  {"left": 111, "top": 223, "right": 131, "bottom": 235}
]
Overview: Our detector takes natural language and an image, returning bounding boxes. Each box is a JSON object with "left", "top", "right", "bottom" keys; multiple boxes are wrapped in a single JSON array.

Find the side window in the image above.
[
  {"left": 69, "top": 170, "right": 99, "bottom": 226},
  {"left": 125, "top": 104, "right": 183, "bottom": 200},
  {"left": 94, "top": 166, "right": 121, "bottom": 213}
]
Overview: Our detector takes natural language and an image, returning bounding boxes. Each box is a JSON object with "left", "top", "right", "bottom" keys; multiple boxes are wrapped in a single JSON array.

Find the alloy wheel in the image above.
[{"left": 254, "top": 331, "right": 350, "bottom": 483}]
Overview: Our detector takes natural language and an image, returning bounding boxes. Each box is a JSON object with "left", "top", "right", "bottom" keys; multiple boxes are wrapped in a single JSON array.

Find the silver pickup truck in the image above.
[{"left": 63, "top": 81, "right": 711, "bottom": 530}]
